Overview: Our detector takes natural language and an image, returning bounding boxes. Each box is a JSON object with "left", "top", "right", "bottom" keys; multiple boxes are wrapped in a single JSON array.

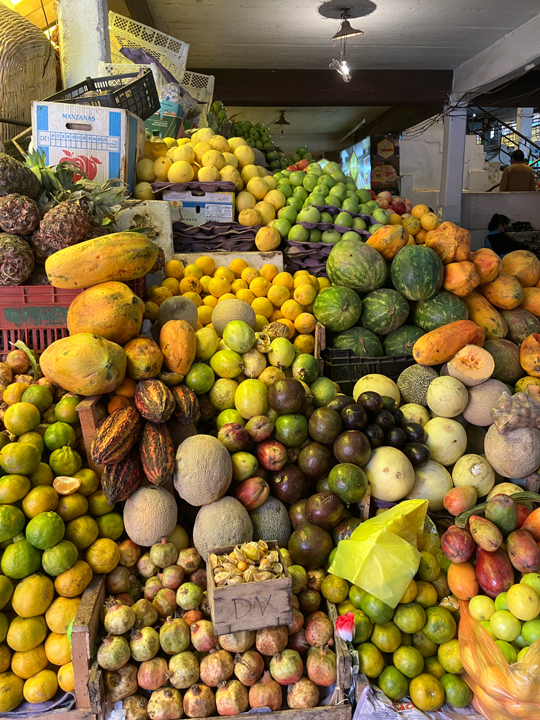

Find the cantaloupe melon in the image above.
[
  {"left": 174, "top": 435, "right": 232, "bottom": 506},
  {"left": 124, "top": 487, "right": 177, "bottom": 547},
  {"left": 193, "top": 497, "right": 253, "bottom": 559},
  {"left": 407, "top": 460, "right": 453, "bottom": 511},
  {"left": 484, "top": 424, "right": 540, "bottom": 479},
  {"left": 426, "top": 376, "right": 468, "bottom": 418},
  {"left": 462, "top": 379, "right": 507, "bottom": 427},
  {"left": 353, "top": 374, "right": 400, "bottom": 405},
  {"left": 452, "top": 454, "right": 495, "bottom": 496},
  {"left": 250, "top": 497, "right": 291, "bottom": 548},
  {"left": 397, "top": 366, "right": 438, "bottom": 406},
  {"left": 447, "top": 346, "right": 494, "bottom": 387},
  {"left": 424, "top": 417, "right": 467, "bottom": 466},
  {"left": 212, "top": 300, "right": 256, "bottom": 336},
  {"left": 157, "top": 296, "right": 198, "bottom": 330}
]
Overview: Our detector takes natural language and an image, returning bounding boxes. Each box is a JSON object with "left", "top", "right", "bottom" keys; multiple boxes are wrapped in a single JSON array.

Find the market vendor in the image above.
[{"left": 485, "top": 213, "right": 530, "bottom": 257}]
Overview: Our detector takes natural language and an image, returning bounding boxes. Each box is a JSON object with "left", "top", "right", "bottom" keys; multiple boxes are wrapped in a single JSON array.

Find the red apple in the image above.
[
  {"left": 297, "top": 159, "right": 310, "bottom": 171},
  {"left": 392, "top": 201, "right": 407, "bottom": 215},
  {"left": 368, "top": 189, "right": 376, "bottom": 200},
  {"left": 376, "top": 196, "right": 390, "bottom": 209},
  {"left": 287, "top": 164, "right": 298, "bottom": 171},
  {"left": 404, "top": 199, "right": 413, "bottom": 212},
  {"left": 378, "top": 190, "right": 392, "bottom": 202}
]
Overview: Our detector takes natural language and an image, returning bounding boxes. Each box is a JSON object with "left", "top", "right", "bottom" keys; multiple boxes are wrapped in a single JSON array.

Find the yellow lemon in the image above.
[
  {"left": 255, "top": 225, "right": 280, "bottom": 250},
  {"left": 218, "top": 293, "right": 237, "bottom": 302},
  {"left": 264, "top": 189, "right": 286, "bottom": 211},
  {"left": 209, "top": 277, "right": 231, "bottom": 298},
  {"left": 236, "top": 289, "right": 256, "bottom": 304},
  {"left": 202, "top": 149, "right": 226, "bottom": 170},
  {"left": 228, "top": 137, "right": 248, "bottom": 151},
  {"left": 209, "top": 134, "right": 229, "bottom": 153},
  {"left": 234, "top": 145, "right": 256, "bottom": 167},
  {"left": 281, "top": 299, "right": 303, "bottom": 321},
  {"left": 194, "top": 141, "right": 212, "bottom": 164},
  {"left": 238, "top": 208, "right": 262, "bottom": 226},
  {"left": 241, "top": 267, "right": 260, "bottom": 284},
  {"left": 172, "top": 144, "right": 195, "bottom": 164},
  {"left": 250, "top": 277, "right": 271, "bottom": 298},
  {"left": 214, "top": 266, "right": 234, "bottom": 283},
  {"left": 264, "top": 176, "right": 278, "bottom": 191},
  {"left": 164, "top": 260, "right": 184, "bottom": 279},
  {"left": 294, "top": 283, "right": 317, "bottom": 306},
  {"left": 231, "top": 279, "right": 248, "bottom": 293},
  {"left": 229, "top": 258, "right": 248, "bottom": 276},
  {"left": 203, "top": 295, "right": 218, "bottom": 308},
  {"left": 246, "top": 177, "right": 269, "bottom": 201},
  {"left": 223, "top": 152, "right": 238, "bottom": 167},
  {"left": 240, "top": 165, "right": 261, "bottom": 184},
  {"left": 294, "top": 333, "right": 315, "bottom": 353},
  {"left": 154, "top": 157, "right": 172, "bottom": 180},
  {"left": 192, "top": 127, "right": 215, "bottom": 144},
  {"left": 197, "top": 305, "right": 213, "bottom": 325},
  {"left": 254, "top": 315, "right": 268, "bottom": 332},
  {"left": 268, "top": 285, "right": 289, "bottom": 307},
  {"left": 136, "top": 158, "right": 156, "bottom": 182},
  {"left": 198, "top": 166, "right": 220, "bottom": 182},
  {"left": 252, "top": 297, "right": 273, "bottom": 319},
  {"left": 318, "top": 277, "right": 331, "bottom": 289},
  {"left": 269, "top": 309, "right": 283, "bottom": 322},
  {"left": 167, "top": 160, "right": 194, "bottom": 183},
  {"left": 254, "top": 201, "right": 276, "bottom": 226},
  {"left": 260, "top": 263, "right": 279, "bottom": 282},
  {"left": 161, "top": 278, "right": 179, "bottom": 295},
  {"left": 200, "top": 275, "right": 211, "bottom": 292},
  {"left": 195, "top": 256, "right": 215, "bottom": 276},
  {"left": 184, "top": 264, "right": 203, "bottom": 279},
  {"left": 273, "top": 272, "right": 294, "bottom": 290},
  {"left": 236, "top": 191, "right": 257, "bottom": 211},
  {"left": 219, "top": 166, "right": 243, "bottom": 191},
  {"left": 182, "top": 291, "right": 202, "bottom": 307}
]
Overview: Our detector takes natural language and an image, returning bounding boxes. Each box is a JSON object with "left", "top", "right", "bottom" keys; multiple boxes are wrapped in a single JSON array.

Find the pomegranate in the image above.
[
  {"left": 130, "top": 627, "right": 160, "bottom": 662},
  {"left": 215, "top": 679, "right": 249, "bottom": 716},
  {"left": 183, "top": 684, "right": 216, "bottom": 718},
  {"left": 287, "top": 677, "right": 320, "bottom": 709},
  {"left": 106, "top": 565, "right": 131, "bottom": 594},
  {"left": 118, "top": 539, "right": 141, "bottom": 568},
  {"left": 177, "top": 548, "right": 202, "bottom": 574},
  {"left": 200, "top": 649, "right": 234, "bottom": 686},
  {"left": 137, "top": 552, "right": 157, "bottom": 578},
  {"left": 128, "top": 576, "right": 143, "bottom": 602},
  {"left": 270, "top": 649, "right": 303, "bottom": 685},
  {"left": 104, "top": 664, "right": 138, "bottom": 703},
  {"left": 123, "top": 694, "right": 148, "bottom": 720},
  {"left": 188, "top": 568, "right": 207, "bottom": 590},
  {"left": 304, "top": 610, "right": 328, "bottom": 626},
  {"left": 115, "top": 592, "right": 134, "bottom": 606},
  {"left": 292, "top": 594, "right": 300, "bottom": 610},
  {"left": 306, "top": 646, "right": 337, "bottom": 686},
  {"left": 177, "top": 582, "right": 203, "bottom": 610},
  {"left": 169, "top": 651, "right": 200, "bottom": 690},
  {"left": 288, "top": 629, "right": 310, "bottom": 654},
  {"left": 97, "top": 635, "right": 130, "bottom": 671},
  {"left": 256, "top": 626, "right": 288, "bottom": 656},
  {"left": 147, "top": 687, "right": 183, "bottom": 720},
  {"left": 132, "top": 598, "right": 159, "bottom": 628},
  {"left": 191, "top": 619, "right": 217, "bottom": 652},
  {"left": 160, "top": 617, "right": 190, "bottom": 655},
  {"left": 183, "top": 609, "right": 203, "bottom": 627},
  {"left": 153, "top": 587, "right": 177, "bottom": 619},
  {"left": 298, "top": 588, "right": 321, "bottom": 614},
  {"left": 160, "top": 565, "right": 185, "bottom": 590},
  {"left": 104, "top": 598, "right": 136, "bottom": 635},
  {"left": 305, "top": 616, "right": 333, "bottom": 647},
  {"left": 233, "top": 650, "right": 264, "bottom": 686},
  {"left": 307, "top": 569, "right": 326, "bottom": 593},
  {"left": 150, "top": 538, "right": 178, "bottom": 568},
  {"left": 145, "top": 576, "right": 163, "bottom": 602},
  {"left": 199, "top": 592, "right": 211, "bottom": 618},
  {"left": 287, "top": 608, "right": 304, "bottom": 635},
  {"left": 219, "top": 630, "right": 255, "bottom": 653},
  {"left": 138, "top": 656, "right": 169, "bottom": 691},
  {"left": 248, "top": 671, "right": 283, "bottom": 711}
]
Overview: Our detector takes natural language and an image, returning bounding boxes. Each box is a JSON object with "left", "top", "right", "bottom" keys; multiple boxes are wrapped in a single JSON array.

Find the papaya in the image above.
[
  {"left": 160, "top": 321, "right": 196, "bottom": 375},
  {"left": 45, "top": 233, "right": 158, "bottom": 289},
  {"left": 425, "top": 221, "right": 471, "bottom": 264},
  {"left": 40, "top": 334, "right": 126, "bottom": 396},
  {"left": 478, "top": 273, "right": 524, "bottom": 310},
  {"left": 470, "top": 247, "right": 501, "bottom": 284},
  {"left": 412, "top": 320, "right": 485, "bottom": 366},
  {"left": 366, "top": 225, "right": 407, "bottom": 260},
  {"left": 501, "top": 250, "right": 540, "bottom": 287},
  {"left": 520, "top": 333, "right": 540, "bottom": 377},
  {"left": 442, "top": 261, "right": 480, "bottom": 297},
  {"left": 124, "top": 336, "right": 164, "bottom": 381},
  {"left": 67, "top": 282, "right": 144, "bottom": 346},
  {"left": 463, "top": 292, "right": 507, "bottom": 340},
  {"left": 519, "top": 287, "right": 540, "bottom": 317}
]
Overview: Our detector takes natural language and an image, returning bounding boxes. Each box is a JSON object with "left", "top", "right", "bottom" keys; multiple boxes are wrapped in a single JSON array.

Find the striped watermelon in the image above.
[
  {"left": 390, "top": 245, "right": 443, "bottom": 301},
  {"left": 360, "top": 289, "right": 409, "bottom": 335},
  {"left": 412, "top": 291, "right": 469, "bottom": 332},
  {"left": 333, "top": 327, "right": 383, "bottom": 357},
  {"left": 326, "top": 238, "right": 387, "bottom": 292},
  {"left": 313, "top": 286, "right": 362, "bottom": 332},
  {"left": 384, "top": 326, "right": 425, "bottom": 356}
]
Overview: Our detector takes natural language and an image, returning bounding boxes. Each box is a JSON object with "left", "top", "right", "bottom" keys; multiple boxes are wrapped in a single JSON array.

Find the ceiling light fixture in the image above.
[
  {"left": 332, "top": 12, "right": 364, "bottom": 40},
  {"left": 329, "top": 9, "right": 363, "bottom": 83},
  {"left": 270, "top": 111, "right": 291, "bottom": 135}
]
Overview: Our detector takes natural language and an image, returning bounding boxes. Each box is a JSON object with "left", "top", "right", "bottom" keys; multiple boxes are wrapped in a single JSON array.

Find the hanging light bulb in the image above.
[{"left": 329, "top": 10, "right": 362, "bottom": 82}]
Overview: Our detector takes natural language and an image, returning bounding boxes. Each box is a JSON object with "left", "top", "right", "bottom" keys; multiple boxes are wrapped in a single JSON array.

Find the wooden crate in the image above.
[
  {"left": 76, "top": 396, "right": 103, "bottom": 476},
  {"left": 207, "top": 541, "right": 293, "bottom": 636}
]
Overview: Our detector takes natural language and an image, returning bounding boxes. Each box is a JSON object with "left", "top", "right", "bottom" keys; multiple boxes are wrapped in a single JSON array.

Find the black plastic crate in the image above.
[
  {"left": 45, "top": 71, "right": 160, "bottom": 121},
  {"left": 322, "top": 347, "right": 415, "bottom": 397}
]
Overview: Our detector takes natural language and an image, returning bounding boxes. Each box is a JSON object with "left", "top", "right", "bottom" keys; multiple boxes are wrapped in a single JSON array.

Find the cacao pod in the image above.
[
  {"left": 199, "top": 394, "right": 216, "bottom": 423},
  {"left": 171, "top": 385, "right": 200, "bottom": 425},
  {"left": 91, "top": 406, "right": 141, "bottom": 465},
  {"left": 140, "top": 421, "right": 175, "bottom": 486},
  {"left": 134, "top": 378, "right": 175, "bottom": 423},
  {"left": 102, "top": 450, "right": 145, "bottom": 503}
]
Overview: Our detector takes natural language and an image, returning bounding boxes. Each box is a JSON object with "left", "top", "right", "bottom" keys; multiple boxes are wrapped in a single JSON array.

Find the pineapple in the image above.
[
  {"left": 0, "top": 234, "right": 34, "bottom": 285},
  {"left": 31, "top": 201, "right": 91, "bottom": 263},
  {"left": 0, "top": 154, "right": 42, "bottom": 199},
  {"left": 0, "top": 194, "right": 41, "bottom": 236}
]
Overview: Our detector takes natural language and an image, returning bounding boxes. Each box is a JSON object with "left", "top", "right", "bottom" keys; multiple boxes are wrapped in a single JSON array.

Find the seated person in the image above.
[{"left": 485, "top": 214, "right": 529, "bottom": 257}]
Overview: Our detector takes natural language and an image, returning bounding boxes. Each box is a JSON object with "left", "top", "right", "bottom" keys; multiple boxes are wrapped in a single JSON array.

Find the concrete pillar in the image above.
[
  {"left": 57, "top": 0, "right": 110, "bottom": 88},
  {"left": 439, "top": 98, "right": 467, "bottom": 224},
  {"left": 516, "top": 108, "right": 534, "bottom": 153}
]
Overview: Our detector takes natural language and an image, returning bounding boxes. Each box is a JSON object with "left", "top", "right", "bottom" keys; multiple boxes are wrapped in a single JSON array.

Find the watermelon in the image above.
[
  {"left": 412, "top": 291, "right": 469, "bottom": 332},
  {"left": 326, "top": 238, "right": 387, "bottom": 292},
  {"left": 313, "top": 286, "right": 362, "bottom": 332},
  {"left": 484, "top": 339, "right": 524, "bottom": 384},
  {"left": 333, "top": 327, "right": 383, "bottom": 357},
  {"left": 384, "top": 326, "right": 425, "bottom": 356},
  {"left": 360, "top": 289, "right": 409, "bottom": 335},
  {"left": 390, "top": 245, "right": 443, "bottom": 301}
]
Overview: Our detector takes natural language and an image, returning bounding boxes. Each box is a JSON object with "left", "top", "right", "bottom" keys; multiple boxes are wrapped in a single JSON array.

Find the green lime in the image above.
[
  {"left": 353, "top": 609, "right": 373, "bottom": 644},
  {"left": 494, "top": 639, "right": 517, "bottom": 664},
  {"left": 321, "top": 575, "right": 349, "bottom": 603},
  {"left": 21, "top": 385, "right": 53, "bottom": 413},
  {"left": 412, "top": 630, "right": 439, "bottom": 658},
  {"left": 357, "top": 642, "right": 384, "bottom": 678},
  {"left": 393, "top": 645, "right": 425, "bottom": 678},
  {"left": 393, "top": 603, "right": 427, "bottom": 634},
  {"left": 0, "top": 474, "right": 30, "bottom": 504},
  {"left": 495, "top": 592, "right": 509, "bottom": 611},
  {"left": 4, "top": 402, "right": 41, "bottom": 436},
  {"left": 54, "top": 396, "right": 81, "bottom": 424},
  {"left": 22, "top": 485, "right": 58, "bottom": 518},
  {"left": 44, "top": 423, "right": 77, "bottom": 451},
  {"left": 360, "top": 592, "right": 394, "bottom": 624},
  {"left": 424, "top": 655, "right": 446, "bottom": 679},
  {"left": 0, "top": 442, "right": 41, "bottom": 475},
  {"left": 42, "top": 539, "right": 79, "bottom": 576},
  {"left": 185, "top": 363, "right": 215, "bottom": 395},
  {"left": 1, "top": 538, "right": 42, "bottom": 578},
  {"left": 417, "top": 551, "right": 440, "bottom": 582},
  {"left": 49, "top": 447, "right": 82, "bottom": 476},
  {"left": 349, "top": 584, "right": 365, "bottom": 609},
  {"left": 18, "top": 431, "right": 44, "bottom": 454},
  {"left": 522, "top": 618, "right": 540, "bottom": 645},
  {"left": 0, "top": 575, "right": 13, "bottom": 610},
  {"left": 26, "top": 511, "right": 65, "bottom": 549},
  {"left": 95, "top": 512, "right": 124, "bottom": 540},
  {"left": 65, "top": 515, "right": 99, "bottom": 549},
  {"left": 73, "top": 468, "right": 99, "bottom": 497},
  {"left": 440, "top": 673, "right": 473, "bottom": 708},
  {"left": 423, "top": 606, "right": 457, "bottom": 644},
  {"left": 87, "top": 490, "right": 115, "bottom": 517},
  {"left": 377, "top": 666, "right": 409, "bottom": 701},
  {"left": 29, "top": 463, "right": 54, "bottom": 487},
  {"left": 0, "top": 505, "right": 25, "bottom": 542},
  {"left": 216, "top": 409, "right": 245, "bottom": 429}
]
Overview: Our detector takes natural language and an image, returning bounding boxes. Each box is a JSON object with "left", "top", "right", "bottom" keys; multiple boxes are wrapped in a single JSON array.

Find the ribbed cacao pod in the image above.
[
  {"left": 199, "top": 394, "right": 216, "bottom": 423},
  {"left": 91, "top": 406, "right": 141, "bottom": 465},
  {"left": 171, "top": 385, "right": 200, "bottom": 425},
  {"left": 134, "top": 378, "right": 175, "bottom": 423},
  {"left": 140, "top": 421, "right": 175, "bottom": 486},
  {"left": 101, "top": 449, "right": 145, "bottom": 503}
]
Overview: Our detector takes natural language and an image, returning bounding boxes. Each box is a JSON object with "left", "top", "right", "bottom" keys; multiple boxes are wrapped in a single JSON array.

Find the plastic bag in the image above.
[
  {"left": 491, "top": 390, "right": 540, "bottom": 434},
  {"left": 459, "top": 600, "right": 540, "bottom": 720},
  {"left": 328, "top": 499, "right": 428, "bottom": 608}
]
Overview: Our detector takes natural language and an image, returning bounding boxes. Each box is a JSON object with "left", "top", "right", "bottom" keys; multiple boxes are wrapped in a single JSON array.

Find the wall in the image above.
[{"left": 462, "top": 192, "right": 540, "bottom": 249}]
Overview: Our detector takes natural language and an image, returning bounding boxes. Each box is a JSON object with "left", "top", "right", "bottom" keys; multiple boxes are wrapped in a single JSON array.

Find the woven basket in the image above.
[{"left": 0, "top": 4, "right": 57, "bottom": 150}]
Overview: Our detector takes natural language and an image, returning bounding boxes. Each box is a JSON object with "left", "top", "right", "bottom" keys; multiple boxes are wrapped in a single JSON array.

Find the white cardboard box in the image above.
[
  {"left": 163, "top": 188, "right": 235, "bottom": 225},
  {"left": 32, "top": 101, "right": 145, "bottom": 190}
]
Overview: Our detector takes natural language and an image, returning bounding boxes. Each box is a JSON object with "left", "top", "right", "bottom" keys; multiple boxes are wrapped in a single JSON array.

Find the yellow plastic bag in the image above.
[
  {"left": 459, "top": 600, "right": 540, "bottom": 720},
  {"left": 328, "top": 499, "right": 428, "bottom": 608}
]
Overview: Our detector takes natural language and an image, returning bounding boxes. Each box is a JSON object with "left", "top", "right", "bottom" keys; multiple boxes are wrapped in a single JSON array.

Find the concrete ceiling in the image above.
[{"left": 147, "top": 0, "right": 539, "bottom": 70}]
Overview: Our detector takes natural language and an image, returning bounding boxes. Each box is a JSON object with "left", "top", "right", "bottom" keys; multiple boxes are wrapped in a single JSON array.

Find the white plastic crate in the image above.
[
  {"left": 109, "top": 12, "right": 189, "bottom": 82},
  {"left": 180, "top": 70, "right": 215, "bottom": 109}
]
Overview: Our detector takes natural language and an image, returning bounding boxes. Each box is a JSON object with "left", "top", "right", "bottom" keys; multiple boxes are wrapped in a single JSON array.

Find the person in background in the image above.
[
  {"left": 499, "top": 149, "right": 537, "bottom": 192},
  {"left": 485, "top": 214, "right": 529, "bottom": 257}
]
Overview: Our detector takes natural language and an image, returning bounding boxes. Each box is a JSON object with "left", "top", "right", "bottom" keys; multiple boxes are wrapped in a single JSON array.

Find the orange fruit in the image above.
[
  {"left": 403, "top": 216, "right": 421, "bottom": 236},
  {"left": 231, "top": 279, "right": 248, "bottom": 293},
  {"left": 203, "top": 295, "right": 218, "bottom": 309},
  {"left": 200, "top": 275, "right": 211, "bottom": 293},
  {"left": 195, "top": 256, "right": 215, "bottom": 276},
  {"left": 236, "top": 289, "right": 256, "bottom": 304},
  {"left": 3, "top": 383, "right": 29, "bottom": 406},
  {"left": 183, "top": 292, "right": 202, "bottom": 307},
  {"left": 260, "top": 264, "right": 279, "bottom": 282},
  {"left": 268, "top": 285, "right": 289, "bottom": 307},
  {"left": 241, "top": 267, "right": 260, "bottom": 284},
  {"left": 389, "top": 213, "right": 402, "bottom": 225},
  {"left": 179, "top": 277, "right": 202, "bottom": 295},
  {"left": 53, "top": 476, "right": 82, "bottom": 496},
  {"left": 184, "top": 263, "right": 203, "bottom": 279},
  {"left": 209, "top": 277, "right": 231, "bottom": 298},
  {"left": 273, "top": 272, "right": 294, "bottom": 289},
  {"left": 229, "top": 258, "right": 248, "bottom": 277},
  {"left": 115, "top": 377, "right": 137, "bottom": 398},
  {"left": 415, "top": 228, "right": 428, "bottom": 244},
  {"left": 197, "top": 305, "right": 213, "bottom": 325},
  {"left": 163, "top": 260, "right": 184, "bottom": 279},
  {"left": 420, "top": 212, "right": 439, "bottom": 231},
  {"left": 294, "top": 284, "right": 317, "bottom": 306},
  {"left": 161, "top": 277, "right": 179, "bottom": 295},
  {"left": 281, "top": 299, "right": 303, "bottom": 322},
  {"left": 250, "top": 277, "right": 271, "bottom": 298},
  {"left": 217, "top": 293, "right": 236, "bottom": 303},
  {"left": 270, "top": 309, "right": 283, "bottom": 323},
  {"left": 411, "top": 204, "right": 429, "bottom": 219},
  {"left": 409, "top": 674, "right": 444, "bottom": 712},
  {"left": 214, "top": 266, "right": 234, "bottom": 283},
  {"left": 414, "top": 581, "right": 438, "bottom": 609},
  {"left": 108, "top": 396, "right": 131, "bottom": 413},
  {"left": 294, "top": 333, "right": 314, "bottom": 353},
  {"left": 251, "top": 297, "right": 273, "bottom": 319},
  {"left": 294, "top": 313, "right": 316, "bottom": 334}
]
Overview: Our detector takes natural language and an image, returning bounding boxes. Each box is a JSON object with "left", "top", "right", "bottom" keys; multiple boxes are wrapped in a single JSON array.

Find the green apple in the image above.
[
  {"left": 277, "top": 182, "right": 293, "bottom": 199},
  {"left": 352, "top": 217, "right": 367, "bottom": 231},
  {"left": 278, "top": 206, "right": 297, "bottom": 224},
  {"left": 309, "top": 229, "right": 322, "bottom": 242},
  {"left": 322, "top": 228, "right": 342, "bottom": 244},
  {"left": 297, "top": 207, "right": 321, "bottom": 224},
  {"left": 304, "top": 193, "right": 326, "bottom": 208},
  {"left": 286, "top": 196, "right": 303, "bottom": 212},
  {"left": 342, "top": 231, "right": 361, "bottom": 242},
  {"left": 320, "top": 212, "right": 333, "bottom": 223},
  {"left": 303, "top": 174, "right": 318, "bottom": 192},
  {"left": 293, "top": 186, "right": 309, "bottom": 201},
  {"left": 335, "top": 212, "right": 353, "bottom": 228},
  {"left": 269, "top": 218, "right": 291, "bottom": 239},
  {"left": 288, "top": 224, "right": 309, "bottom": 242}
]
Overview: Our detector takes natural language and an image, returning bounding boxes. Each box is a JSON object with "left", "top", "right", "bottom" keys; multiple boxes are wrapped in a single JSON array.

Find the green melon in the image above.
[
  {"left": 360, "top": 289, "right": 409, "bottom": 335},
  {"left": 412, "top": 291, "right": 469, "bottom": 332},
  {"left": 333, "top": 327, "right": 384, "bottom": 357},
  {"left": 390, "top": 245, "right": 443, "bottom": 301},
  {"left": 326, "top": 238, "right": 387, "bottom": 292},
  {"left": 313, "top": 286, "right": 362, "bottom": 332},
  {"left": 384, "top": 326, "right": 425, "bottom": 356},
  {"left": 484, "top": 339, "right": 524, "bottom": 385}
]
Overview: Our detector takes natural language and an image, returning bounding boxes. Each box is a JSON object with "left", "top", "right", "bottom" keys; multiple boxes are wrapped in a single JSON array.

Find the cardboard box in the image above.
[
  {"left": 32, "top": 102, "right": 145, "bottom": 190},
  {"left": 145, "top": 100, "right": 183, "bottom": 139},
  {"left": 163, "top": 188, "right": 235, "bottom": 225}
]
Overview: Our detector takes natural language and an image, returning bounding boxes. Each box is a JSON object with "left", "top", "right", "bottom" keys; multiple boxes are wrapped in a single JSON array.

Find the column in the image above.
[
  {"left": 57, "top": 0, "right": 111, "bottom": 88},
  {"left": 439, "top": 97, "right": 467, "bottom": 225},
  {"left": 516, "top": 108, "right": 534, "bottom": 153}
]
